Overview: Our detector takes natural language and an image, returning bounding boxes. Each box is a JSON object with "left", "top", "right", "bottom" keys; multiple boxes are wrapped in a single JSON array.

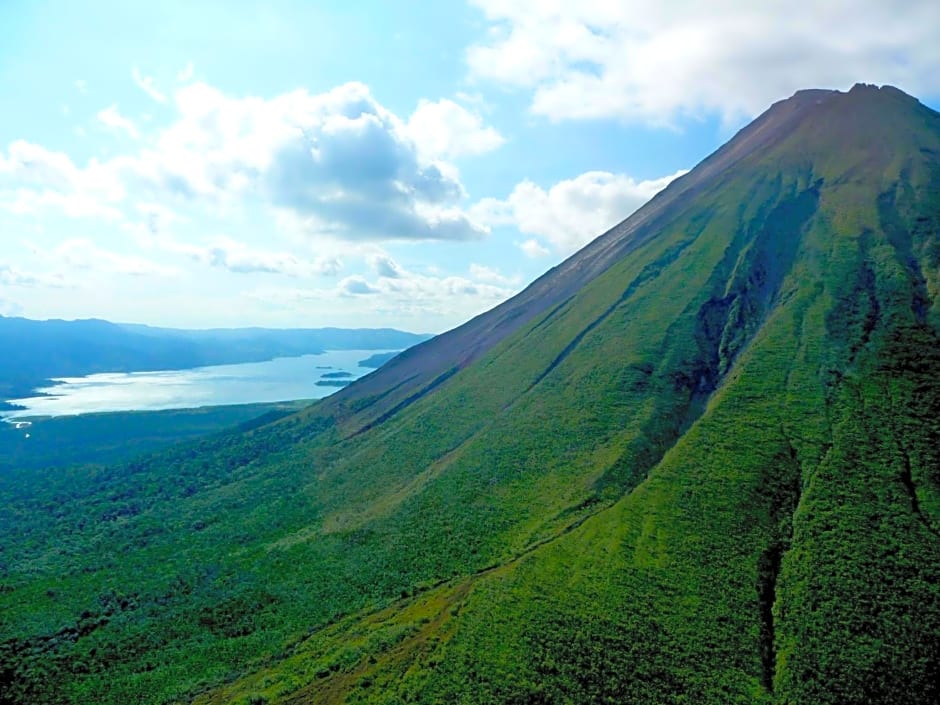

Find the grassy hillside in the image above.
[{"left": 1, "top": 84, "right": 938, "bottom": 704}]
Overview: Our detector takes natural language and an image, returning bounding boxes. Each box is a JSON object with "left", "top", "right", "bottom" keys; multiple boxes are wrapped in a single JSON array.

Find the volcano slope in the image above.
[{"left": 2, "top": 84, "right": 939, "bottom": 705}]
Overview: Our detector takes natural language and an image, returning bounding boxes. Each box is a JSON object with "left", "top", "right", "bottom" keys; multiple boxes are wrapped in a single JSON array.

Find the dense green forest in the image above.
[
  {"left": 1, "top": 85, "right": 938, "bottom": 704},
  {"left": 0, "top": 401, "right": 310, "bottom": 473}
]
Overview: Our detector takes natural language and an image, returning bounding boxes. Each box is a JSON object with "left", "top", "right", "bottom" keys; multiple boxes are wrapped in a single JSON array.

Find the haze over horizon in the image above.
[{"left": 2, "top": 0, "right": 940, "bottom": 332}]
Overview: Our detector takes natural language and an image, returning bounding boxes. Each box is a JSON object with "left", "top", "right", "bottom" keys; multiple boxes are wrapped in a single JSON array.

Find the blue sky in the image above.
[{"left": 1, "top": 1, "right": 939, "bottom": 332}]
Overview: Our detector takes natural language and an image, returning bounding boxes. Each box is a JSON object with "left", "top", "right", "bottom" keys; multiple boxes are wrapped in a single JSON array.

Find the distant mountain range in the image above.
[{"left": 0, "top": 316, "right": 430, "bottom": 402}]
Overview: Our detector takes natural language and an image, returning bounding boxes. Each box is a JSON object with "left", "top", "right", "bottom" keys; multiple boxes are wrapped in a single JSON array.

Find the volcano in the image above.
[{"left": 2, "top": 84, "right": 939, "bottom": 705}]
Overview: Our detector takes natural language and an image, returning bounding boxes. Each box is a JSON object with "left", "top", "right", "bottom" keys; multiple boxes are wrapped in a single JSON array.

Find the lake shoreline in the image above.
[
  {"left": 1, "top": 349, "right": 399, "bottom": 421},
  {"left": 1, "top": 398, "right": 316, "bottom": 425}
]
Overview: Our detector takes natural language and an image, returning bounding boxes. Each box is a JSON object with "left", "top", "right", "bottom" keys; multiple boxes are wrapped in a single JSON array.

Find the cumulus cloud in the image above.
[
  {"left": 0, "top": 297, "right": 23, "bottom": 316},
  {"left": 520, "top": 238, "right": 550, "bottom": 258},
  {"left": 114, "top": 81, "right": 490, "bottom": 242},
  {"left": 407, "top": 98, "right": 505, "bottom": 159},
  {"left": 177, "top": 62, "right": 194, "bottom": 83},
  {"left": 177, "top": 236, "right": 343, "bottom": 278},
  {"left": 335, "top": 256, "right": 517, "bottom": 322},
  {"left": 312, "top": 256, "right": 343, "bottom": 277},
  {"left": 0, "top": 263, "right": 36, "bottom": 286},
  {"left": 467, "top": 1, "right": 940, "bottom": 124},
  {"left": 0, "top": 263, "right": 67, "bottom": 288},
  {"left": 2, "top": 81, "right": 496, "bottom": 245},
  {"left": 132, "top": 67, "right": 167, "bottom": 103},
  {"left": 128, "top": 221, "right": 344, "bottom": 279},
  {"left": 134, "top": 201, "right": 185, "bottom": 237},
  {"left": 0, "top": 141, "right": 125, "bottom": 220},
  {"left": 368, "top": 252, "right": 405, "bottom": 279},
  {"left": 340, "top": 275, "right": 381, "bottom": 296},
  {"left": 253, "top": 253, "right": 519, "bottom": 326},
  {"left": 98, "top": 105, "right": 140, "bottom": 139},
  {"left": 0, "top": 140, "right": 83, "bottom": 191},
  {"left": 52, "top": 239, "right": 177, "bottom": 277},
  {"left": 474, "top": 168, "right": 687, "bottom": 255},
  {"left": 0, "top": 189, "right": 124, "bottom": 221},
  {"left": 468, "top": 263, "right": 518, "bottom": 285}
]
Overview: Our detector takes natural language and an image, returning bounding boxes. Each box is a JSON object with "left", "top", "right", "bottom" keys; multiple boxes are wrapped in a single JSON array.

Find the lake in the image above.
[{"left": 2, "top": 349, "right": 396, "bottom": 420}]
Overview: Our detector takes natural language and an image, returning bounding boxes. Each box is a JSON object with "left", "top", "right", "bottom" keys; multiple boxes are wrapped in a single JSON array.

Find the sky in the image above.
[{"left": 1, "top": 1, "right": 939, "bottom": 333}]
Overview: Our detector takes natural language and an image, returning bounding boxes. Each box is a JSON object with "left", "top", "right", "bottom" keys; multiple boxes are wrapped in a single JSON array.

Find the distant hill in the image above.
[
  {"left": 357, "top": 350, "right": 401, "bottom": 368},
  {"left": 0, "top": 316, "right": 429, "bottom": 402},
  {"left": 2, "top": 85, "right": 939, "bottom": 705}
]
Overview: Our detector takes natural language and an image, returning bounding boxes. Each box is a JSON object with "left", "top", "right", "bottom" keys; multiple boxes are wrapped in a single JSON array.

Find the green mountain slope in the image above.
[{"left": 2, "top": 84, "right": 939, "bottom": 705}]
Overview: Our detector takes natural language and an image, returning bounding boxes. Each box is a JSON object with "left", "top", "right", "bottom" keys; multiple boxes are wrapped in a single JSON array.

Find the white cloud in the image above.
[
  {"left": 134, "top": 201, "right": 185, "bottom": 238},
  {"left": 407, "top": 98, "right": 505, "bottom": 159},
  {"left": 177, "top": 236, "right": 343, "bottom": 278},
  {"left": 468, "top": 263, "right": 518, "bottom": 285},
  {"left": 98, "top": 105, "right": 140, "bottom": 139},
  {"left": 52, "top": 238, "right": 177, "bottom": 278},
  {"left": 0, "top": 188, "right": 124, "bottom": 221},
  {"left": 177, "top": 62, "right": 194, "bottom": 83},
  {"left": 474, "top": 168, "right": 687, "bottom": 254},
  {"left": 0, "top": 263, "right": 67, "bottom": 288},
  {"left": 467, "top": 1, "right": 940, "bottom": 124},
  {"left": 127, "top": 219, "right": 344, "bottom": 279},
  {"left": 252, "top": 255, "right": 519, "bottom": 329},
  {"left": 3, "top": 81, "right": 492, "bottom": 245},
  {"left": 113, "top": 80, "right": 489, "bottom": 242},
  {"left": 0, "top": 140, "right": 82, "bottom": 190},
  {"left": 340, "top": 275, "right": 381, "bottom": 295},
  {"left": 339, "top": 259, "right": 517, "bottom": 320},
  {"left": 132, "top": 67, "right": 167, "bottom": 103},
  {"left": 75, "top": 79, "right": 87, "bottom": 94},
  {"left": 520, "top": 238, "right": 550, "bottom": 258},
  {"left": 0, "top": 141, "right": 125, "bottom": 220},
  {"left": 312, "top": 256, "right": 343, "bottom": 277},
  {"left": 0, "top": 297, "right": 23, "bottom": 316},
  {"left": 368, "top": 252, "right": 405, "bottom": 279}
]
